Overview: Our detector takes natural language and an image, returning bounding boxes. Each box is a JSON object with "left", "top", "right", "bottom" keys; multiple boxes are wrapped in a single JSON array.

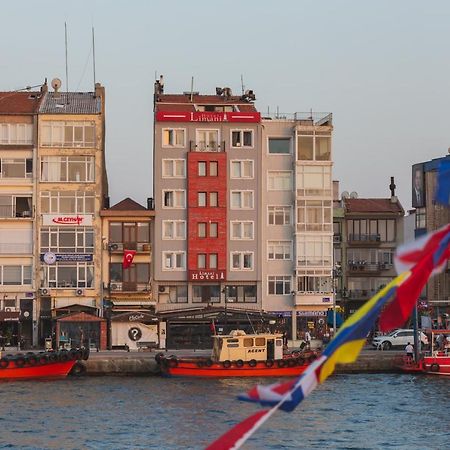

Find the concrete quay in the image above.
[{"left": 82, "top": 348, "right": 402, "bottom": 376}]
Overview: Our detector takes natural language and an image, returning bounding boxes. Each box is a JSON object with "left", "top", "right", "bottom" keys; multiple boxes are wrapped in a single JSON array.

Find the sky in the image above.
[{"left": 2, "top": 0, "right": 450, "bottom": 209}]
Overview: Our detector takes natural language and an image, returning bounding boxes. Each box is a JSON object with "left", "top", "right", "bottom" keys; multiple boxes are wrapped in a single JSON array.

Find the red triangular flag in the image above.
[{"left": 122, "top": 250, "right": 136, "bottom": 269}]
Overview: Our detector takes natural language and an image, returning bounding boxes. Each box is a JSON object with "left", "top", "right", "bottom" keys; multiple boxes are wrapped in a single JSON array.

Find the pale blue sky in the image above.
[{"left": 2, "top": 0, "right": 450, "bottom": 209}]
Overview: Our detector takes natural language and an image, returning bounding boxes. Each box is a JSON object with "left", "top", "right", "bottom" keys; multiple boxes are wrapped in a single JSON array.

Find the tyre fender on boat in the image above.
[
  {"left": 48, "top": 352, "right": 58, "bottom": 363},
  {"left": 308, "top": 354, "right": 318, "bottom": 363},
  {"left": 296, "top": 357, "right": 305, "bottom": 366},
  {"left": 205, "top": 359, "right": 213, "bottom": 367},
  {"left": 168, "top": 357, "right": 178, "bottom": 368},
  {"left": 287, "top": 358, "right": 297, "bottom": 367},
  {"left": 277, "top": 359, "right": 287, "bottom": 368},
  {"left": 59, "top": 350, "right": 70, "bottom": 362},
  {"left": 155, "top": 352, "right": 165, "bottom": 364},
  {"left": 38, "top": 354, "right": 49, "bottom": 365},
  {"left": 235, "top": 359, "right": 244, "bottom": 368},
  {"left": 69, "top": 361, "right": 87, "bottom": 376},
  {"left": 265, "top": 359, "right": 274, "bottom": 368},
  {"left": 14, "top": 356, "right": 26, "bottom": 368},
  {"left": 69, "top": 349, "right": 78, "bottom": 361},
  {"left": 430, "top": 363, "right": 440, "bottom": 373},
  {"left": 222, "top": 360, "right": 231, "bottom": 368},
  {"left": 0, "top": 357, "right": 9, "bottom": 369},
  {"left": 26, "top": 354, "right": 38, "bottom": 366},
  {"left": 248, "top": 359, "right": 257, "bottom": 367},
  {"left": 196, "top": 360, "right": 205, "bottom": 368}
]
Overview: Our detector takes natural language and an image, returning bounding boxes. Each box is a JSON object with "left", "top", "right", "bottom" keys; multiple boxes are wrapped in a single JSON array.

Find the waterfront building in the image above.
[
  {"left": 333, "top": 181, "right": 404, "bottom": 318},
  {"left": 100, "top": 197, "right": 157, "bottom": 349},
  {"left": 0, "top": 89, "right": 44, "bottom": 348},
  {"left": 411, "top": 153, "right": 450, "bottom": 325},
  {"left": 35, "top": 81, "right": 108, "bottom": 349}
]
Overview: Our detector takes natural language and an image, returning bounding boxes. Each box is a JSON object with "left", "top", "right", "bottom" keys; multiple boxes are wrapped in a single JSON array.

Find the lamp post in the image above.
[{"left": 222, "top": 286, "right": 229, "bottom": 333}]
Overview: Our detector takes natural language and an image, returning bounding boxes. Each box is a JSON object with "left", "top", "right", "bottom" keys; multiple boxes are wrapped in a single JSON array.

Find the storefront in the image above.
[
  {"left": 0, "top": 311, "right": 20, "bottom": 348},
  {"left": 110, "top": 311, "right": 158, "bottom": 350}
]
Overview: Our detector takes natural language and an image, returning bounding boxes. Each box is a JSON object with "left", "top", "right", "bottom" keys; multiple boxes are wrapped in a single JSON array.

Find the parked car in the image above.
[{"left": 372, "top": 329, "right": 428, "bottom": 350}]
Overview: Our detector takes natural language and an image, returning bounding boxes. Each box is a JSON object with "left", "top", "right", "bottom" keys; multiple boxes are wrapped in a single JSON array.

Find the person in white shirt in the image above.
[
  {"left": 405, "top": 342, "right": 414, "bottom": 360},
  {"left": 304, "top": 330, "right": 311, "bottom": 349}
]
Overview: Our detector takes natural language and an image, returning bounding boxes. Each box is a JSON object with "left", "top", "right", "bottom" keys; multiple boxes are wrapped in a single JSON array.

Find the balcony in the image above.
[
  {"left": 347, "top": 261, "right": 393, "bottom": 273},
  {"left": 108, "top": 242, "right": 151, "bottom": 253},
  {"left": 347, "top": 289, "right": 377, "bottom": 300},
  {"left": 348, "top": 234, "right": 381, "bottom": 246},
  {"left": 109, "top": 282, "right": 151, "bottom": 293},
  {"left": 189, "top": 140, "right": 225, "bottom": 152}
]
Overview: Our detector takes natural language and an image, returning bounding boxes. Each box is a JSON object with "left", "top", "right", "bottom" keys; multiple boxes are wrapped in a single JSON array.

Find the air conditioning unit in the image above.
[
  {"left": 110, "top": 283, "right": 121, "bottom": 291},
  {"left": 40, "top": 288, "right": 50, "bottom": 296},
  {"left": 75, "top": 289, "right": 84, "bottom": 296},
  {"left": 4, "top": 307, "right": 16, "bottom": 312},
  {"left": 158, "top": 286, "right": 169, "bottom": 294}
]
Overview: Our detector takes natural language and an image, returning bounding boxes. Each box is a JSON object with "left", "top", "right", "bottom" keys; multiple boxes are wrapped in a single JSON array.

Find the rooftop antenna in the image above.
[
  {"left": 64, "top": 22, "right": 69, "bottom": 102},
  {"left": 92, "top": 27, "right": 96, "bottom": 87},
  {"left": 190, "top": 76, "right": 194, "bottom": 102},
  {"left": 240, "top": 74, "right": 245, "bottom": 96}
]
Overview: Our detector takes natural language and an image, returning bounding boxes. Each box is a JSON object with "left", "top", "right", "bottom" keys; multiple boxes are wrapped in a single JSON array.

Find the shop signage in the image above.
[
  {"left": 42, "top": 214, "right": 93, "bottom": 226},
  {"left": 40, "top": 253, "right": 93, "bottom": 262},
  {"left": 322, "top": 297, "right": 331, "bottom": 303},
  {"left": 156, "top": 111, "right": 261, "bottom": 123},
  {"left": 189, "top": 270, "right": 226, "bottom": 281},
  {"left": 296, "top": 311, "right": 327, "bottom": 317},
  {"left": 128, "top": 313, "right": 145, "bottom": 322},
  {"left": 0, "top": 311, "right": 20, "bottom": 322}
]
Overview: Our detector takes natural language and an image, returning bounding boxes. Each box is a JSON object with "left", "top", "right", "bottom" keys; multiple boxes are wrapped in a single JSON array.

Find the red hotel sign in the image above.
[
  {"left": 189, "top": 270, "right": 226, "bottom": 281},
  {"left": 156, "top": 111, "right": 260, "bottom": 123}
]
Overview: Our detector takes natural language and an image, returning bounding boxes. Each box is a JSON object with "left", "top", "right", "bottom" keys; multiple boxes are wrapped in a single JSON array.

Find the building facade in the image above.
[
  {"left": 0, "top": 89, "right": 44, "bottom": 348},
  {"left": 35, "top": 82, "right": 108, "bottom": 348},
  {"left": 412, "top": 154, "right": 450, "bottom": 324}
]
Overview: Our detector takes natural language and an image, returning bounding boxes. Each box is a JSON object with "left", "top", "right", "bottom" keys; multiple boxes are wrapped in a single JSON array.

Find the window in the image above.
[
  {"left": 163, "top": 190, "right": 185, "bottom": 208},
  {"left": 163, "top": 252, "right": 186, "bottom": 270},
  {"left": 44, "top": 262, "right": 94, "bottom": 288},
  {"left": 210, "top": 222, "right": 218, "bottom": 238},
  {"left": 109, "top": 263, "right": 150, "bottom": 289},
  {"left": 162, "top": 128, "right": 185, "bottom": 147},
  {"left": 231, "top": 221, "right": 254, "bottom": 240},
  {"left": 196, "top": 130, "right": 219, "bottom": 151},
  {"left": 297, "top": 276, "right": 332, "bottom": 293},
  {"left": 40, "top": 191, "right": 95, "bottom": 214},
  {"left": 197, "top": 253, "right": 206, "bottom": 269},
  {"left": 108, "top": 222, "right": 150, "bottom": 246},
  {"left": 297, "top": 235, "right": 332, "bottom": 267},
  {"left": 0, "top": 158, "right": 33, "bottom": 178},
  {"left": 231, "top": 252, "right": 253, "bottom": 270},
  {"left": 209, "top": 161, "right": 218, "bottom": 176},
  {"left": 41, "top": 121, "right": 95, "bottom": 147},
  {"left": 198, "top": 222, "right": 207, "bottom": 238},
  {"left": 268, "top": 138, "right": 290, "bottom": 154},
  {"left": 209, "top": 192, "right": 218, "bottom": 207},
  {"left": 192, "top": 285, "right": 220, "bottom": 303},
  {"left": 268, "top": 206, "right": 291, "bottom": 225},
  {"left": 268, "top": 276, "right": 291, "bottom": 295},
  {"left": 296, "top": 165, "right": 332, "bottom": 197},
  {"left": 0, "top": 265, "right": 32, "bottom": 285},
  {"left": 0, "top": 195, "right": 32, "bottom": 218},
  {"left": 230, "top": 160, "right": 253, "bottom": 178},
  {"left": 0, "top": 123, "right": 33, "bottom": 145},
  {"left": 41, "top": 156, "right": 95, "bottom": 182},
  {"left": 197, "top": 192, "right": 206, "bottom": 207},
  {"left": 268, "top": 171, "right": 292, "bottom": 190},
  {"left": 226, "top": 285, "right": 257, "bottom": 303},
  {"left": 162, "top": 221, "right": 186, "bottom": 240},
  {"left": 209, "top": 254, "right": 218, "bottom": 269},
  {"left": 231, "top": 130, "right": 253, "bottom": 148},
  {"left": 198, "top": 161, "right": 206, "bottom": 176},
  {"left": 0, "top": 229, "right": 32, "bottom": 254},
  {"left": 41, "top": 227, "right": 94, "bottom": 253},
  {"left": 297, "top": 200, "right": 332, "bottom": 232},
  {"left": 347, "top": 219, "right": 395, "bottom": 242},
  {"left": 231, "top": 191, "right": 253, "bottom": 209},
  {"left": 162, "top": 159, "right": 185, "bottom": 177},
  {"left": 268, "top": 241, "right": 292, "bottom": 260},
  {"left": 415, "top": 208, "right": 426, "bottom": 229},
  {"left": 297, "top": 133, "right": 331, "bottom": 161}
]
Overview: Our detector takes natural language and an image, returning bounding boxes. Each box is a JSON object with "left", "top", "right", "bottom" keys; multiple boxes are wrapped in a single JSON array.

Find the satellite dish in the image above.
[
  {"left": 350, "top": 191, "right": 358, "bottom": 199},
  {"left": 51, "top": 78, "right": 62, "bottom": 92},
  {"left": 341, "top": 191, "right": 350, "bottom": 199}
]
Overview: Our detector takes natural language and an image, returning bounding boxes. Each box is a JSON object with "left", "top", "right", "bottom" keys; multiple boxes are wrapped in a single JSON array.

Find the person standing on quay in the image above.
[{"left": 405, "top": 342, "right": 414, "bottom": 360}]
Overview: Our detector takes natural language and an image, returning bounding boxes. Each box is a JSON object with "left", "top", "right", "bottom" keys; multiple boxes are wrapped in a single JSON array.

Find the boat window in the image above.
[
  {"left": 255, "top": 337, "right": 265, "bottom": 346},
  {"left": 243, "top": 338, "right": 254, "bottom": 347},
  {"left": 227, "top": 338, "right": 239, "bottom": 343},
  {"left": 276, "top": 339, "right": 283, "bottom": 346},
  {"left": 227, "top": 343, "right": 239, "bottom": 348}
]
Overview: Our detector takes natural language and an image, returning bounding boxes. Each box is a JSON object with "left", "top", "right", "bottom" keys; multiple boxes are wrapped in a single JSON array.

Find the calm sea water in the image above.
[{"left": 0, "top": 374, "right": 448, "bottom": 449}]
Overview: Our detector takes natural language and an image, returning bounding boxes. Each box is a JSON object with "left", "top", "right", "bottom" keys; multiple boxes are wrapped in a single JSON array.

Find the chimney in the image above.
[
  {"left": 40, "top": 78, "right": 48, "bottom": 94},
  {"left": 389, "top": 176, "right": 398, "bottom": 203},
  {"left": 103, "top": 196, "right": 110, "bottom": 209},
  {"left": 147, "top": 197, "right": 154, "bottom": 210}
]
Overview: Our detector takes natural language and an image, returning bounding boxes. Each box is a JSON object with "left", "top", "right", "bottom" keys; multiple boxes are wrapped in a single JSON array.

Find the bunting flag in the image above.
[
  {"left": 379, "top": 223, "right": 450, "bottom": 332},
  {"left": 122, "top": 249, "right": 136, "bottom": 269},
  {"left": 434, "top": 159, "right": 450, "bottom": 206}
]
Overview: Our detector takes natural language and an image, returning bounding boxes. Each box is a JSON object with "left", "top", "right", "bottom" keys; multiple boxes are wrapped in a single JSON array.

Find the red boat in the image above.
[
  {"left": 156, "top": 330, "right": 318, "bottom": 377},
  {"left": 0, "top": 348, "right": 89, "bottom": 380},
  {"left": 398, "top": 329, "right": 450, "bottom": 376}
]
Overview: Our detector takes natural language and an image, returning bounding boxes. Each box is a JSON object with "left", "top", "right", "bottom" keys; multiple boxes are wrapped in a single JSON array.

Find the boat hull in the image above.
[
  {"left": 0, "top": 361, "right": 77, "bottom": 380},
  {"left": 160, "top": 359, "right": 311, "bottom": 377},
  {"left": 422, "top": 355, "right": 450, "bottom": 376}
]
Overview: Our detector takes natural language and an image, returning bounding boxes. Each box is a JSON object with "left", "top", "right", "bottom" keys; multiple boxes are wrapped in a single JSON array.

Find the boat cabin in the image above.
[{"left": 211, "top": 330, "right": 284, "bottom": 362}]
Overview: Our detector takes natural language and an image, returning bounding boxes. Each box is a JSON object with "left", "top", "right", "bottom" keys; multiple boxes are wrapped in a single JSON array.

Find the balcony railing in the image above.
[
  {"left": 108, "top": 242, "right": 151, "bottom": 252},
  {"left": 348, "top": 234, "right": 381, "bottom": 243},
  {"left": 189, "top": 140, "right": 225, "bottom": 152},
  {"left": 109, "top": 282, "right": 151, "bottom": 293},
  {"left": 261, "top": 112, "right": 332, "bottom": 126},
  {"left": 347, "top": 261, "right": 393, "bottom": 272}
]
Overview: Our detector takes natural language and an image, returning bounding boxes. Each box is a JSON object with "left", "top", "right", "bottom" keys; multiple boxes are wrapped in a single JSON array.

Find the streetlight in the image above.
[{"left": 222, "top": 286, "right": 229, "bottom": 333}]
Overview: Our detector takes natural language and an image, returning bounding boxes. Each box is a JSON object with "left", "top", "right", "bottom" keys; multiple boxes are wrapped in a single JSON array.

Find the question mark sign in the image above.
[{"left": 128, "top": 327, "right": 142, "bottom": 341}]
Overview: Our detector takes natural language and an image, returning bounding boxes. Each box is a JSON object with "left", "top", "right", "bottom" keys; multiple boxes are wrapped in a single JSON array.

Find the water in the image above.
[{"left": 0, "top": 374, "right": 448, "bottom": 449}]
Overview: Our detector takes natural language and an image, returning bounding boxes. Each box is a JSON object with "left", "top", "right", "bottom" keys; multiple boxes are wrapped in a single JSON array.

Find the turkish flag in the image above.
[{"left": 122, "top": 250, "right": 136, "bottom": 269}]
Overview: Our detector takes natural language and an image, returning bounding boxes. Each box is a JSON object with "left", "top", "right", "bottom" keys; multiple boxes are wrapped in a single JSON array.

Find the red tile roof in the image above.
[
  {"left": 109, "top": 198, "right": 148, "bottom": 211},
  {"left": 344, "top": 198, "right": 404, "bottom": 214},
  {"left": 0, "top": 91, "right": 43, "bottom": 114}
]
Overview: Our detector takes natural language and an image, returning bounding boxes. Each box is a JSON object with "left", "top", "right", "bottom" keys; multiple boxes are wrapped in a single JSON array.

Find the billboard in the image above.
[{"left": 412, "top": 163, "right": 425, "bottom": 208}]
